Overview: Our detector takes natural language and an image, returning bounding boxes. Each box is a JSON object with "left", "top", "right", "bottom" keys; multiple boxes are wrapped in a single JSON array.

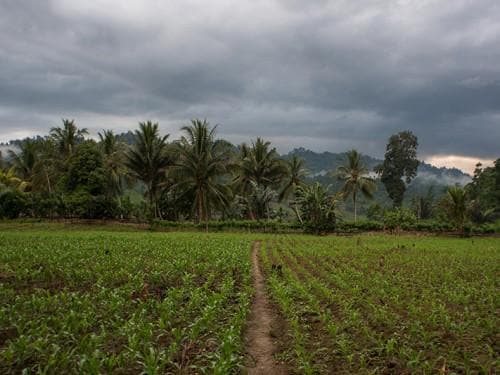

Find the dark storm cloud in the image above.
[{"left": 0, "top": 0, "right": 499, "bottom": 161}]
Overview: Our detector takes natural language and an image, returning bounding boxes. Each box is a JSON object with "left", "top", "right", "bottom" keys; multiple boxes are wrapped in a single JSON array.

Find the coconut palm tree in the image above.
[
  {"left": 171, "top": 119, "right": 232, "bottom": 225},
  {"left": 242, "top": 180, "right": 277, "bottom": 220},
  {"left": 234, "top": 138, "right": 286, "bottom": 189},
  {"left": 443, "top": 186, "right": 469, "bottom": 234},
  {"left": 50, "top": 119, "right": 88, "bottom": 157},
  {"left": 279, "top": 155, "right": 306, "bottom": 201},
  {"left": 0, "top": 167, "right": 28, "bottom": 192},
  {"left": 7, "top": 139, "right": 39, "bottom": 189},
  {"left": 126, "top": 121, "right": 171, "bottom": 218},
  {"left": 8, "top": 138, "right": 62, "bottom": 195},
  {"left": 31, "top": 138, "right": 60, "bottom": 194},
  {"left": 98, "top": 130, "right": 129, "bottom": 216},
  {"left": 279, "top": 155, "right": 306, "bottom": 222},
  {"left": 336, "top": 149, "right": 376, "bottom": 222},
  {"left": 232, "top": 137, "right": 286, "bottom": 218}
]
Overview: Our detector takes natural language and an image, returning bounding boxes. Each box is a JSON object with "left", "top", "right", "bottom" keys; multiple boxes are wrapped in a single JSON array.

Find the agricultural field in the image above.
[
  {"left": 262, "top": 235, "right": 499, "bottom": 374},
  {"left": 0, "top": 226, "right": 499, "bottom": 374},
  {"left": 0, "top": 230, "right": 253, "bottom": 374}
]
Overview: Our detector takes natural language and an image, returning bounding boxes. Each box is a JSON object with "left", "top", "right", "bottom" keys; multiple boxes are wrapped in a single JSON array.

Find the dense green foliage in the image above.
[
  {"left": 125, "top": 121, "right": 171, "bottom": 219},
  {"left": 0, "top": 191, "right": 27, "bottom": 219},
  {"left": 0, "top": 119, "right": 498, "bottom": 234},
  {"left": 232, "top": 137, "right": 287, "bottom": 220},
  {"left": 295, "top": 183, "right": 339, "bottom": 234},
  {"left": 467, "top": 159, "right": 500, "bottom": 222},
  {"left": 0, "top": 230, "right": 253, "bottom": 373},
  {"left": 376, "top": 131, "right": 419, "bottom": 207},
  {"left": 171, "top": 119, "right": 232, "bottom": 223}
]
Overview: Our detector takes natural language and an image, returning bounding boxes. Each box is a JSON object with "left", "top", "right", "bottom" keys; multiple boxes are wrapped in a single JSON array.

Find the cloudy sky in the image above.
[{"left": 1, "top": 0, "right": 499, "bottom": 173}]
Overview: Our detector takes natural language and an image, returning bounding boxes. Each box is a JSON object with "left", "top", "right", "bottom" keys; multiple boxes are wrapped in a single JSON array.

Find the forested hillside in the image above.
[{"left": 283, "top": 148, "right": 472, "bottom": 213}]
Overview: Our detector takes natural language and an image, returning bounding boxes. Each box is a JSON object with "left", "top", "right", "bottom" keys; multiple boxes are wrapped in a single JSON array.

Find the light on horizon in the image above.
[{"left": 425, "top": 155, "right": 494, "bottom": 175}]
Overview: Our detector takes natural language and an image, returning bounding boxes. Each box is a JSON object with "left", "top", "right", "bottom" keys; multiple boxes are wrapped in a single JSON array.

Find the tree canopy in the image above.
[
  {"left": 0, "top": 120, "right": 497, "bottom": 235},
  {"left": 376, "top": 131, "right": 419, "bottom": 207}
]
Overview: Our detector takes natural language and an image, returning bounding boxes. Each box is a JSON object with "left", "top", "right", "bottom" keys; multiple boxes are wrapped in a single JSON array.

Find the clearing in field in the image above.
[{"left": 0, "top": 227, "right": 498, "bottom": 374}]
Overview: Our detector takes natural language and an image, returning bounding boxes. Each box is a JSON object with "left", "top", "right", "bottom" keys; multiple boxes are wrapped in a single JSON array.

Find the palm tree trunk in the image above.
[
  {"left": 293, "top": 202, "right": 303, "bottom": 224},
  {"left": 203, "top": 191, "right": 209, "bottom": 232},
  {"left": 148, "top": 183, "right": 154, "bottom": 218},
  {"left": 117, "top": 195, "right": 123, "bottom": 220},
  {"left": 197, "top": 190, "right": 203, "bottom": 224},
  {"left": 247, "top": 198, "right": 255, "bottom": 220},
  {"left": 353, "top": 191, "right": 357, "bottom": 223},
  {"left": 45, "top": 169, "right": 52, "bottom": 194},
  {"left": 157, "top": 199, "right": 163, "bottom": 220}
]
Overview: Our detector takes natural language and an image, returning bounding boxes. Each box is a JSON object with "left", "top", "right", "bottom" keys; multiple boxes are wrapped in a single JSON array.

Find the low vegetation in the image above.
[
  {"left": 0, "top": 227, "right": 498, "bottom": 374},
  {"left": 262, "top": 234, "right": 499, "bottom": 374},
  {"left": 0, "top": 230, "right": 253, "bottom": 373}
]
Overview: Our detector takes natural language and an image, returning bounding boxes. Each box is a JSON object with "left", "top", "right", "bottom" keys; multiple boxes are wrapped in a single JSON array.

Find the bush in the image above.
[
  {"left": 64, "top": 191, "right": 118, "bottom": 219},
  {"left": 151, "top": 219, "right": 301, "bottom": 233},
  {"left": 336, "top": 220, "right": 384, "bottom": 233},
  {"left": 383, "top": 208, "right": 417, "bottom": 231},
  {"left": 0, "top": 190, "right": 28, "bottom": 219},
  {"left": 471, "top": 223, "right": 496, "bottom": 235},
  {"left": 366, "top": 203, "right": 385, "bottom": 221},
  {"left": 31, "top": 193, "right": 60, "bottom": 218},
  {"left": 302, "top": 219, "right": 336, "bottom": 235}
]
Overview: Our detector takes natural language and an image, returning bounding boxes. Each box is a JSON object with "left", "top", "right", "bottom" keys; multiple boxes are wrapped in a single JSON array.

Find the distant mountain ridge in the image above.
[{"left": 284, "top": 147, "right": 471, "bottom": 186}]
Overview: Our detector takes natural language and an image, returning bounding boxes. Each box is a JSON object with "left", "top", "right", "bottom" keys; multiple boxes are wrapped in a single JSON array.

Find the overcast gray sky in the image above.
[{"left": 0, "top": 0, "right": 499, "bottom": 173}]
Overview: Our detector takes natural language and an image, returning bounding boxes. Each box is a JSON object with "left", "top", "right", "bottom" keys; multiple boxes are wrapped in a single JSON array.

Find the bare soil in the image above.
[{"left": 244, "top": 241, "right": 288, "bottom": 375}]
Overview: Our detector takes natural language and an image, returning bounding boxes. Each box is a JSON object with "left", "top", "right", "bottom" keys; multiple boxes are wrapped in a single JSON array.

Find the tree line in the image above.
[{"left": 0, "top": 118, "right": 498, "bottom": 233}]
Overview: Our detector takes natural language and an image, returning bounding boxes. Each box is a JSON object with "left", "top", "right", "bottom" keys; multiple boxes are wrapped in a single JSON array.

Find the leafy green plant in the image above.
[
  {"left": 0, "top": 230, "right": 253, "bottom": 373},
  {"left": 0, "top": 190, "right": 28, "bottom": 219},
  {"left": 383, "top": 207, "right": 417, "bottom": 231}
]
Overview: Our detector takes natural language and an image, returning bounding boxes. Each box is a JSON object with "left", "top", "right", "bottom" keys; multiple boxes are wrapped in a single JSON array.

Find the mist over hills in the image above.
[
  {"left": 284, "top": 147, "right": 471, "bottom": 184},
  {"left": 283, "top": 147, "right": 472, "bottom": 211}
]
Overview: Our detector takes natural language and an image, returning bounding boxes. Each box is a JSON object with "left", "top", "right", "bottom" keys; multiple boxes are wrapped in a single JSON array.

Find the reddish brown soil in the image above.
[{"left": 244, "top": 241, "right": 288, "bottom": 375}]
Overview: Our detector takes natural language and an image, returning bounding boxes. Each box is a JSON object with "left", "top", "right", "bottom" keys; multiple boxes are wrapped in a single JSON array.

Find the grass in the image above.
[{"left": 0, "top": 225, "right": 498, "bottom": 374}]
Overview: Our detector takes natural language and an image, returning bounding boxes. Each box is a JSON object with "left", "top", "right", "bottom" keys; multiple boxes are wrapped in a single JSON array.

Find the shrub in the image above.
[
  {"left": 151, "top": 219, "right": 300, "bottom": 233},
  {"left": 383, "top": 207, "right": 417, "bottom": 231},
  {"left": 31, "top": 193, "right": 60, "bottom": 218},
  {"left": 64, "top": 191, "right": 118, "bottom": 219},
  {"left": 336, "top": 220, "right": 384, "bottom": 233},
  {"left": 366, "top": 203, "right": 385, "bottom": 221},
  {"left": 0, "top": 190, "right": 28, "bottom": 219}
]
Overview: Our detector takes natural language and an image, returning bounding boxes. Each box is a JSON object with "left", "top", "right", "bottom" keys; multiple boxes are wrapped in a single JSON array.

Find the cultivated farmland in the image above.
[
  {"left": 0, "top": 228, "right": 499, "bottom": 374},
  {"left": 0, "top": 230, "right": 253, "bottom": 374},
  {"left": 262, "top": 235, "right": 499, "bottom": 374}
]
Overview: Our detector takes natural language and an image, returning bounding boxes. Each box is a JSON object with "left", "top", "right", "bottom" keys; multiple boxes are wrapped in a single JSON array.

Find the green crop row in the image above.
[
  {"left": 262, "top": 234, "right": 499, "bottom": 374},
  {"left": 0, "top": 231, "right": 253, "bottom": 374}
]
